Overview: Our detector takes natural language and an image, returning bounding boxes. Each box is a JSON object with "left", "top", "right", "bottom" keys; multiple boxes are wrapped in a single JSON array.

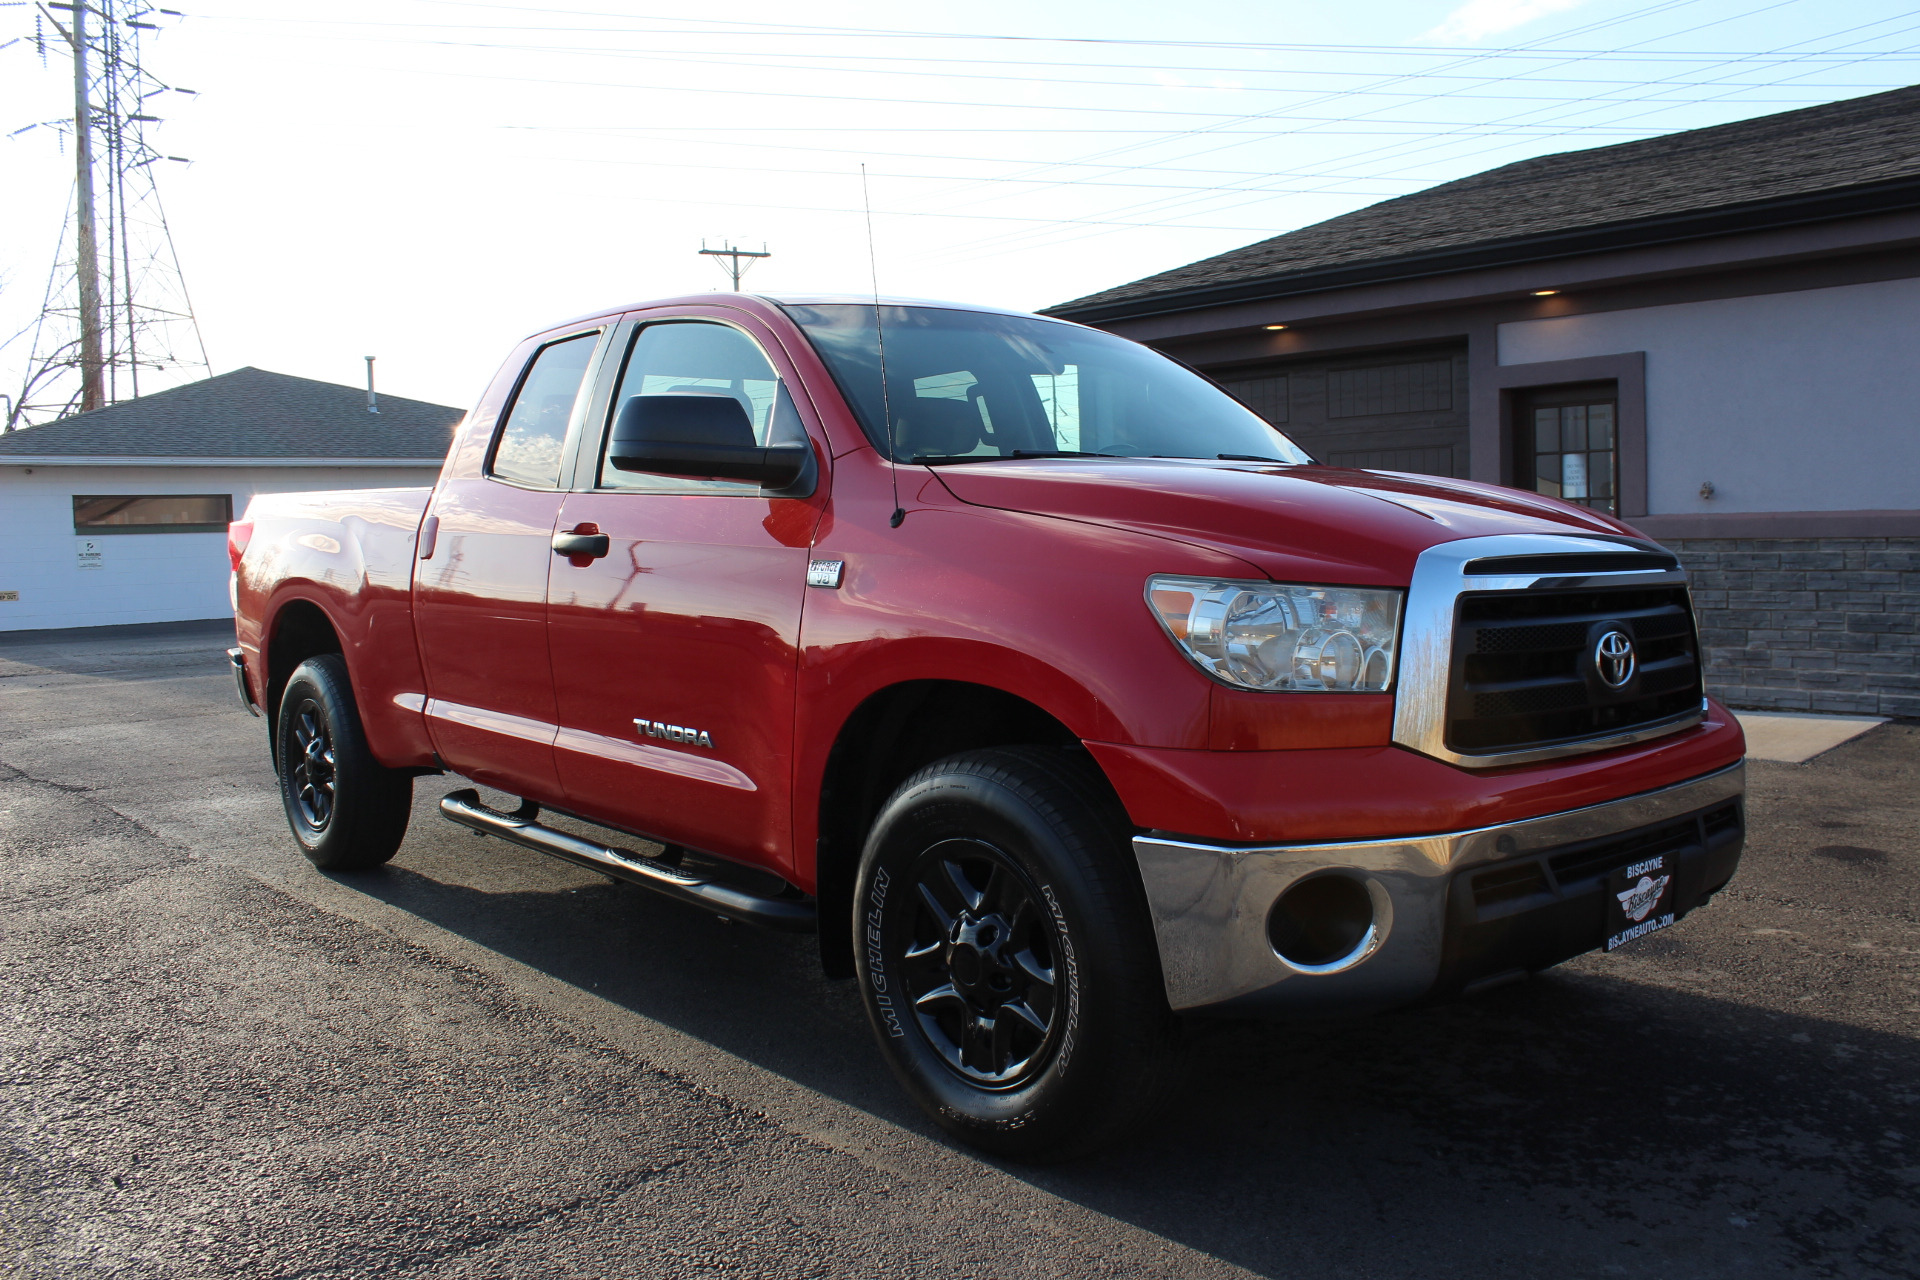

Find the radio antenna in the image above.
[{"left": 862, "top": 164, "right": 905, "bottom": 529}]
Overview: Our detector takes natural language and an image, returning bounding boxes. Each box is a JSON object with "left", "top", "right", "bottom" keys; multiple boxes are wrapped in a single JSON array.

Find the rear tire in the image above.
[
  {"left": 854, "top": 747, "right": 1177, "bottom": 1161},
  {"left": 275, "top": 654, "right": 412, "bottom": 871}
]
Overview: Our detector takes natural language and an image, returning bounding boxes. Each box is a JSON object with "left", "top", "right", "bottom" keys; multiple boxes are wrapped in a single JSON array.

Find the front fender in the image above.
[{"left": 790, "top": 484, "right": 1263, "bottom": 884}]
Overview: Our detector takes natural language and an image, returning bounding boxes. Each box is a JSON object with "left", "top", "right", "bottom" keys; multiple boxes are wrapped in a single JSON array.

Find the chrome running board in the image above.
[{"left": 438, "top": 788, "right": 815, "bottom": 932}]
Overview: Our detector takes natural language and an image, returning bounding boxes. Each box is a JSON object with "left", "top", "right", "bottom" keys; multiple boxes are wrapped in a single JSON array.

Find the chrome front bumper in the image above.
[{"left": 1133, "top": 762, "right": 1745, "bottom": 1014}]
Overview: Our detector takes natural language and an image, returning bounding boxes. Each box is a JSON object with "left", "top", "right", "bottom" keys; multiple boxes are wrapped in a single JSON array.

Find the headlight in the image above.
[{"left": 1146, "top": 575, "right": 1402, "bottom": 693}]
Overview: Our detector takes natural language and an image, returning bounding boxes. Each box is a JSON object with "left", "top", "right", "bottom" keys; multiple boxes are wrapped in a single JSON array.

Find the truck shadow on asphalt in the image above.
[{"left": 345, "top": 845, "right": 1917, "bottom": 1280}]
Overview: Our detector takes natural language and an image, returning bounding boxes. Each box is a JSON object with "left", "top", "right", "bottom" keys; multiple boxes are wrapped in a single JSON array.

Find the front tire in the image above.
[
  {"left": 854, "top": 747, "right": 1177, "bottom": 1161},
  {"left": 275, "top": 654, "right": 412, "bottom": 871}
]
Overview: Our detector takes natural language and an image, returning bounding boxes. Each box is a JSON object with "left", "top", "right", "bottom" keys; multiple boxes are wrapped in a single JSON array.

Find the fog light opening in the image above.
[{"left": 1267, "top": 874, "right": 1377, "bottom": 972}]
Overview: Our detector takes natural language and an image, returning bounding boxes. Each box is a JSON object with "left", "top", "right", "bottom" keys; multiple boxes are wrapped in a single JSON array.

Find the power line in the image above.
[
  {"left": 197, "top": 3, "right": 1920, "bottom": 59},
  {"left": 27, "top": 0, "right": 1908, "bottom": 318},
  {"left": 905, "top": 0, "right": 1757, "bottom": 256},
  {"left": 900, "top": 0, "right": 1750, "bottom": 225},
  {"left": 931, "top": 17, "right": 1920, "bottom": 266},
  {"left": 164, "top": 24, "right": 1920, "bottom": 99},
  {"left": 172, "top": 0, "right": 1917, "bottom": 264},
  {"left": 918, "top": 0, "right": 1911, "bottom": 262},
  {"left": 256, "top": 59, "right": 1757, "bottom": 128}
]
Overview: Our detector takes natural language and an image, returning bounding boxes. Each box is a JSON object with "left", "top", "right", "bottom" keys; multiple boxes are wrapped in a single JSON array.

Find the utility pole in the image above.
[
  {"left": 6, "top": 0, "right": 207, "bottom": 430},
  {"left": 698, "top": 240, "right": 771, "bottom": 290},
  {"left": 71, "top": 0, "right": 105, "bottom": 413}
]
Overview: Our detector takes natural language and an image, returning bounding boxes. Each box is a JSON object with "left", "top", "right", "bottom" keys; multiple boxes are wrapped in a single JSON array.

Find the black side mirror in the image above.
[{"left": 608, "top": 395, "right": 807, "bottom": 488}]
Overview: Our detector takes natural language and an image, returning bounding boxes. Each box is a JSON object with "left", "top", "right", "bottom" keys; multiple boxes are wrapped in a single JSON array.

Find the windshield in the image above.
[{"left": 781, "top": 303, "right": 1313, "bottom": 465}]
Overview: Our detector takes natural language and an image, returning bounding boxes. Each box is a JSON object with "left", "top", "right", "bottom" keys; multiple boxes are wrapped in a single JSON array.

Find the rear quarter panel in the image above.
[{"left": 235, "top": 486, "right": 438, "bottom": 767}]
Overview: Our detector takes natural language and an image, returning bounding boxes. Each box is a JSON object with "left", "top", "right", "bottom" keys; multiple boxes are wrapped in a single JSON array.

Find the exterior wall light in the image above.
[
  {"left": 1264, "top": 323, "right": 1289, "bottom": 331},
  {"left": 1531, "top": 289, "right": 1560, "bottom": 297}
]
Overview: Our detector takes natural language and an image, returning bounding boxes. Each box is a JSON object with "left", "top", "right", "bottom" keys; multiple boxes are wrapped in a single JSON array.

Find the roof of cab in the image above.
[{"left": 532, "top": 292, "right": 1082, "bottom": 338}]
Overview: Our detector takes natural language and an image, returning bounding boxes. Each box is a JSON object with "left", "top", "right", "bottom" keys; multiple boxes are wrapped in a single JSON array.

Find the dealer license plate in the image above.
[{"left": 1604, "top": 850, "right": 1677, "bottom": 951}]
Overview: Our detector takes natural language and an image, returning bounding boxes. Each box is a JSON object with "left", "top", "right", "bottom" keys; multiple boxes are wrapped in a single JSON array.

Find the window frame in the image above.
[
  {"left": 71, "top": 493, "right": 233, "bottom": 535},
  {"left": 1513, "top": 381, "right": 1621, "bottom": 515},
  {"left": 484, "top": 327, "right": 608, "bottom": 492},
  {"left": 1486, "top": 351, "right": 1647, "bottom": 518},
  {"left": 582, "top": 316, "right": 814, "bottom": 498}
]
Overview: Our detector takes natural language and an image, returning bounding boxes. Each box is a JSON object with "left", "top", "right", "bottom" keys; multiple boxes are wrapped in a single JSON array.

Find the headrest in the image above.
[
  {"left": 613, "top": 394, "right": 756, "bottom": 450},
  {"left": 894, "top": 397, "right": 980, "bottom": 458}
]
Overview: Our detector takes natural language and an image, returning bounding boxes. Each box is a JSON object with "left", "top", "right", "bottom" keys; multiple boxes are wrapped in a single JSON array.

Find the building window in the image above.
[
  {"left": 72, "top": 494, "right": 233, "bottom": 534},
  {"left": 1517, "top": 384, "right": 1617, "bottom": 514}
]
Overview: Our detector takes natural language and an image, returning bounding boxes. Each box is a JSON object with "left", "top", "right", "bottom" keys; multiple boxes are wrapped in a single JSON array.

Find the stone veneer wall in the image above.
[{"left": 1661, "top": 536, "right": 1920, "bottom": 718}]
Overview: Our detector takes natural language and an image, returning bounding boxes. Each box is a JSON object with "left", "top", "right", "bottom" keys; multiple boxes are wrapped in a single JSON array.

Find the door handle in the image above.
[{"left": 552, "top": 524, "right": 610, "bottom": 562}]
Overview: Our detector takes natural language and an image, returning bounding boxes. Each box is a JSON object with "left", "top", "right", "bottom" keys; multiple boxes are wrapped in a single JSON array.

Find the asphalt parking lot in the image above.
[{"left": 1, "top": 620, "right": 1915, "bottom": 1279}]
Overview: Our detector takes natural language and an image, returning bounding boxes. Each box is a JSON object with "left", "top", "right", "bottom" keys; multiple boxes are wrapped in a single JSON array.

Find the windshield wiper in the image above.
[{"left": 1217, "top": 452, "right": 1293, "bottom": 464}]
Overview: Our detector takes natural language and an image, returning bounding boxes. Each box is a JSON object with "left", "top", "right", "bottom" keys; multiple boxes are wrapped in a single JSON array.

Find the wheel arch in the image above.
[
  {"left": 265, "top": 595, "right": 344, "bottom": 737},
  {"left": 812, "top": 678, "right": 1125, "bottom": 978}
]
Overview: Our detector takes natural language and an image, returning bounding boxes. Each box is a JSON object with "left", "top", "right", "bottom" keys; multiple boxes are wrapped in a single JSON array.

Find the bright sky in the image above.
[{"left": 3, "top": 0, "right": 1918, "bottom": 413}]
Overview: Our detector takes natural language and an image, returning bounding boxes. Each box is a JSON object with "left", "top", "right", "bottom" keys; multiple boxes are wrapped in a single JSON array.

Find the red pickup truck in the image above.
[{"left": 229, "top": 293, "right": 1745, "bottom": 1158}]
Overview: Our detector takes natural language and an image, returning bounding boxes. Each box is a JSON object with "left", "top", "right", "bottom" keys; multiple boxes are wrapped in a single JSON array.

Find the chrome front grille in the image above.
[{"left": 1392, "top": 534, "right": 1706, "bottom": 768}]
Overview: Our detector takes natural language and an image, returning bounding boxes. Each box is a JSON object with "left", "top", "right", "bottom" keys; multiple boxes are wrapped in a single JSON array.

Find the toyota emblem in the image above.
[{"left": 1594, "top": 629, "right": 1636, "bottom": 687}]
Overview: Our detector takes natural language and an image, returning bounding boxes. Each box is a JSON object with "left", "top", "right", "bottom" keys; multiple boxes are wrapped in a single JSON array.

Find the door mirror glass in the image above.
[{"left": 608, "top": 395, "right": 807, "bottom": 487}]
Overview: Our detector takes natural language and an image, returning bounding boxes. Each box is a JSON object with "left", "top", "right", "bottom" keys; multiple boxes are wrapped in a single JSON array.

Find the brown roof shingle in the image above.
[
  {"left": 0, "top": 367, "right": 462, "bottom": 459},
  {"left": 1049, "top": 84, "right": 1920, "bottom": 318}
]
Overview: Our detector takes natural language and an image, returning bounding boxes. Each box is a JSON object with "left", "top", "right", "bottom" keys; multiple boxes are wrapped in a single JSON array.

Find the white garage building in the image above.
[{"left": 0, "top": 367, "right": 459, "bottom": 633}]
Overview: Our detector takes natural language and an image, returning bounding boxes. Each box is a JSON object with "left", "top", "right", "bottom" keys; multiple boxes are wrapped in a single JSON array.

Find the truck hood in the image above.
[{"left": 928, "top": 459, "right": 1641, "bottom": 585}]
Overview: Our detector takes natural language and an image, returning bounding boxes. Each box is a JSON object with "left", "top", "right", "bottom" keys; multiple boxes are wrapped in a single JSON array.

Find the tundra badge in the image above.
[{"left": 635, "top": 718, "right": 714, "bottom": 749}]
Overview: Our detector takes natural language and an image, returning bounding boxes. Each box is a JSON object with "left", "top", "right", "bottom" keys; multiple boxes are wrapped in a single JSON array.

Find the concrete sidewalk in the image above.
[{"left": 1734, "top": 710, "right": 1889, "bottom": 763}]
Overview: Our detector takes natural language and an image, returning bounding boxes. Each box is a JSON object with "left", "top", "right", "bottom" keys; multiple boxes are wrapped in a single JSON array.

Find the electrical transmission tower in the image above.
[
  {"left": 697, "top": 240, "right": 771, "bottom": 290},
  {"left": 4, "top": 0, "right": 208, "bottom": 431}
]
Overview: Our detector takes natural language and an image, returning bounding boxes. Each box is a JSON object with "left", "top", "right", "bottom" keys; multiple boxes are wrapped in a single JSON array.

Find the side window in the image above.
[
  {"left": 599, "top": 321, "right": 802, "bottom": 493},
  {"left": 490, "top": 332, "right": 598, "bottom": 488}
]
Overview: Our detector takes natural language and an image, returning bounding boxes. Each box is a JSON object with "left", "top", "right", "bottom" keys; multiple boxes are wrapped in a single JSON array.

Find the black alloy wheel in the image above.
[
  {"left": 900, "top": 838, "right": 1062, "bottom": 1088},
  {"left": 855, "top": 746, "right": 1178, "bottom": 1161},
  {"left": 274, "top": 654, "right": 413, "bottom": 872},
  {"left": 287, "top": 700, "right": 337, "bottom": 831}
]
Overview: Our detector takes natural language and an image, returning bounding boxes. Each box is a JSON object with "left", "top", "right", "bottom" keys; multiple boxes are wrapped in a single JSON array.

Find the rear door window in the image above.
[{"left": 490, "top": 332, "right": 599, "bottom": 488}]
